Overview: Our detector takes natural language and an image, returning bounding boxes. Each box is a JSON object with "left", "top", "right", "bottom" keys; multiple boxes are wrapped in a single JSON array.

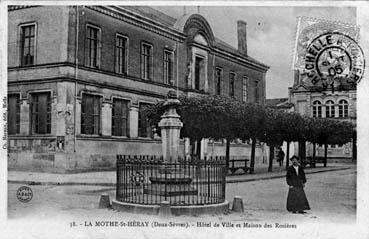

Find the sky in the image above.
[{"left": 153, "top": 6, "right": 356, "bottom": 99}]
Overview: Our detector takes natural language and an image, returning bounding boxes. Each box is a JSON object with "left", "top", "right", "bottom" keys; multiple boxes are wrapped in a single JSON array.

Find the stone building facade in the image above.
[
  {"left": 289, "top": 70, "right": 356, "bottom": 159},
  {"left": 8, "top": 6, "right": 269, "bottom": 172}
]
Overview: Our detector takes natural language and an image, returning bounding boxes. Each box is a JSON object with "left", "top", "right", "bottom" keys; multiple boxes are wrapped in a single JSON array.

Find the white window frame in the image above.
[
  {"left": 338, "top": 99, "right": 349, "bottom": 118},
  {"left": 85, "top": 24, "right": 101, "bottom": 68},
  {"left": 242, "top": 76, "right": 248, "bottom": 102},
  {"left": 18, "top": 22, "right": 37, "bottom": 66},
  {"left": 163, "top": 49, "right": 174, "bottom": 85},
  {"left": 115, "top": 33, "right": 129, "bottom": 75},
  {"left": 312, "top": 100, "right": 322, "bottom": 118},
  {"left": 141, "top": 42, "right": 154, "bottom": 80},
  {"left": 215, "top": 67, "right": 223, "bottom": 95},
  {"left": 325, "top": 100, "right": 335, "bottom": 118}
]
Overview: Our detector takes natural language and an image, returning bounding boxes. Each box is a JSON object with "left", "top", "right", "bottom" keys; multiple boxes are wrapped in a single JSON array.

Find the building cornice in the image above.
[
  {"left": 8, "top": 76, "right": 170, "bottom": 100},
  {"left": 87, "top": 6, "right": 186, "bottom": 42},
  {"left": 88, "top": 6, "right": 268, "bottom": 71},
  {"left": 291, "top": 88, "right": 357, "bottom": 94},
  {"left": 187, "top": 42, "right": 269, "bottom": 72},
  {"left": 212, "top": 47, "right": 269, "bottom": 72},
  {"left": 8, "top": 6, "right": 40, "bottom": 11},
  {"left": 8, "top": 62, "right": 186, "bottom": 93}
]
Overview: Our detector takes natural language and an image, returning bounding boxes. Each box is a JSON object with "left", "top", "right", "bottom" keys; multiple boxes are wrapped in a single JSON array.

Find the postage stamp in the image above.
[{"left": 293, "top": 17, "right": 365, "bottom": 91}]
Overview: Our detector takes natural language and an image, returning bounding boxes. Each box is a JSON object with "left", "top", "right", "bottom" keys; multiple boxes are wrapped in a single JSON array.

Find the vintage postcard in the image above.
[{"left": 1, "top": 1, "right": 369, "bottom": 239}]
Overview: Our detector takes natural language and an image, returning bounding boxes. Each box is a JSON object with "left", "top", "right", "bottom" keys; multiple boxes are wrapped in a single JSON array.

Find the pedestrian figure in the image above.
[
  {"left": 277, "top": 147, "right": 285, "bottom": 167},
  {"left": 286, "top": 155, "right": 310, "bottom": 214}
]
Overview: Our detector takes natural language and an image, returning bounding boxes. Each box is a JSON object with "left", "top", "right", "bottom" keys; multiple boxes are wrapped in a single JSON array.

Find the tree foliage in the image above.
[{"left": 146, "top": 94, "right": 355, "bottom": 158}]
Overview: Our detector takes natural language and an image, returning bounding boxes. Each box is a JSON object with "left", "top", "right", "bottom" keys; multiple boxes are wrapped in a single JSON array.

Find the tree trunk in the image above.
[
  {"left": 190, "top": 139, "right": 195, "bottom": 157},
  {"left": 196, "top": 140, "right": 201, "bottom": 158},
  {"left": 286, "top": 141, "right": 290, "bottom": 169},
  {"left": 312, "top": 143, "right": 316, "bottom": 168},
  {"left": 268, "top": 145, "right": 274, "bottom": 172},
  {"left": 225, "top": 139, "right": 231, "bottom": 175},
  {"left": 298, "top": 140, "right": 306, "bottom": 167},
  {"left": 352, "top": 131, "right": 357, "bottom": 162},
  {"left": 250, "top": 138, "right": 256, "bottom": 174},
  {"left": 324, "top": 143, "right": 328, "bottom": 167}
]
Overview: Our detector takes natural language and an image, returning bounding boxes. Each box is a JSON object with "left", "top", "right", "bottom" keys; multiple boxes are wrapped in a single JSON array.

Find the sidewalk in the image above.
[{"left": 8, "top": 163, "right": 354, "bottom": 186}]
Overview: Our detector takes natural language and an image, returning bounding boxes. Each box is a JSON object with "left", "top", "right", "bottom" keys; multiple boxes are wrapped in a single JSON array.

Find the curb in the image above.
[
  {"left": 112, "top": 200, "right": 230, "bottom": 216},
  {"left": 8, "top": 167, "right": 352, "bottom": 187},
  {"left": 226, "top": 167, "right": 351, "bottom": 183},
  {"left": 7, "top": 180, "right": 116, "bottom": 187}
]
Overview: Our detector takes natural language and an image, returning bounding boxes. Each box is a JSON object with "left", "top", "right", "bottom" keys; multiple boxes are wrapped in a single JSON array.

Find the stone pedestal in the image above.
[
  {"left": 158, "top": 98, "right": 183, "bottom": 162},
  {"left": 145, "top": 91, "right": 197, "bottom": 198}
]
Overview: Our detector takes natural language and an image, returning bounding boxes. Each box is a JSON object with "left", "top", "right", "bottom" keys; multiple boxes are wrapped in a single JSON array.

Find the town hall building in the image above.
[{"left": 8, "top": 6, "right": 269, "bottom": 172}]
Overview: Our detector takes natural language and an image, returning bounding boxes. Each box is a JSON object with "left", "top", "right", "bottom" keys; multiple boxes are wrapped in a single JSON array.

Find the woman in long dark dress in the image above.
[{"left": 286, "top": 156, "right": 310, "bottom": 213}]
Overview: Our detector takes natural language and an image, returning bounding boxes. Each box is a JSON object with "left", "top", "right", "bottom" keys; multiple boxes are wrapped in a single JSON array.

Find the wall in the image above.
[
  {"left": 290, "top": 88, "right": 356, "bottom": 159},
  {"left": 8, "top": 6, "right": 70, "bottom": 67},
  {"left": 213, "top": 55, "right": 265, "bottom": 103},
  {"left": 72, "top": 7, "right": 185, "bottom": 88}
]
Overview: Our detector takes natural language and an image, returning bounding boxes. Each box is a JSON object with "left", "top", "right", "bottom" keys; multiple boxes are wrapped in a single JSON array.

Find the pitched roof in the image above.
[
  {"left": 121, "top": 6, "right": 268, "bottom": 69},
  {"left": 266, "top": 98, "right": 294, "bottom": 109},
  {"left": 213, "top": 37, "right": 268, "bottom": 68},
  {"left": 121, "top": 6, "right": 177, "bottom": 27}
]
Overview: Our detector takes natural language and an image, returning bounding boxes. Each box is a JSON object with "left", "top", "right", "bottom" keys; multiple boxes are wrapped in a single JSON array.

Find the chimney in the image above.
[
  {"left": 237, "top": 20, "right": 247, "bottom": 55},
  {"left": 293, "top": 69, "right": 300, "bottom": 86}
]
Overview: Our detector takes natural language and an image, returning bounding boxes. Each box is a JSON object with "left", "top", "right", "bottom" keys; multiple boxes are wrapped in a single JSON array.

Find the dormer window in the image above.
[{"left": 189, "top": 33, "right": 209, "bottom": 92}]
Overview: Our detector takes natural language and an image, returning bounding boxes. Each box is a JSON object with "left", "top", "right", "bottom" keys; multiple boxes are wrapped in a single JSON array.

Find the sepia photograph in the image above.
[{"left": 1, "top": 1, "right": 369, "bottom": 239}]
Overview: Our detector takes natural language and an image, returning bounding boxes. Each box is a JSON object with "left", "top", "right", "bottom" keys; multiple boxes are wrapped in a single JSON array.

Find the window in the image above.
[
  {"left": 8, "top": 94, "right": 20, "bottom": 135},
  {"left": 338, "top": 99, "right": 348, "bottom": 118},
  {"left": 312, "top": 100, "right": 322, "bottom": 118},
  {"left": 138, "top": 103, "right": 153, "bottom": 138},
  {"left": 254, "top": 80, "right": 259, "bottom": 103},
  {"left": 112, "top": 99, "right": 129, "bottom": 137},
  {"left": 242, "top": 76, "right": 248, "bottom": 102},
  {"left": 85, "top": 25, "right": 100, "bottom": 68},
  {"left": 141, "top": 43, "right": 153, "bottom": 80},
  {"left": 81, "top": 94, "right": 101, "bottom": 135},
  {"left": 20, "top": 24, "right": 36, "bottom": 66},
  {"left": 194, "top": 56, "right": 203, "bottom": 90},
  {"left": 229, "top": 73, "right": 235, "bottom": 97},
  {"left": 115, "top": 35, "right": 128, "bottom": 74},
  {"left": 215, "top": 68, "right": 222, "bottom": 95},
  {"left": 30, "top": 92, "right": 51, "bottom": 134},
  {"left": 325, "top": 100, "right": 335, "bottom": 118},
  {"left": 163, "top": 50, "right": 173, "bottom": 85}
]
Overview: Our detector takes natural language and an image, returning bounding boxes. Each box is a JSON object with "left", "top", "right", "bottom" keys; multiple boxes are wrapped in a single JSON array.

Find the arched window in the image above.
[
  {"left": 338, "top": 99, "right": 349, "bottom": 118},
  {"left": 325, "top": 100, "right": 335, "bottom": 118},
  {"left": 312, "top": 100, "right": 322, "bottom": 118}
]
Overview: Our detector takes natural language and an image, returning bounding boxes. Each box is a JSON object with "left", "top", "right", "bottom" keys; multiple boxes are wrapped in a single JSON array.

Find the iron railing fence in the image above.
[{"left": 116, "top": 155, "right": 226, "bottom": 206}]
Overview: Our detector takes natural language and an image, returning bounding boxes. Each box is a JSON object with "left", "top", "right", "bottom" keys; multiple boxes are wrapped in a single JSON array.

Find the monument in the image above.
[
  {"left": 113, "top": 90, "right": 229, "bottom": 215},
  {"left": 144, "top": 90, "right": 197, "bottom": 197}
]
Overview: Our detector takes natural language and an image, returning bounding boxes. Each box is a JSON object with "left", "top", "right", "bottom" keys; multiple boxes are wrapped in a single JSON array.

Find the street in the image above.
[
  {"left": 226, "top": 167, "right": 356, "bottom": 224},
  {"left": 8, "top": 167, "right": 356, "bottom": 225}
]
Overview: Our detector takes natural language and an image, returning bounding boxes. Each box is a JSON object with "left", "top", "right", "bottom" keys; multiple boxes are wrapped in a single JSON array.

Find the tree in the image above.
[
  {"left": 233, "top": 102, "right": 265, "bottom": 174},
  {"left": 259, "top": 109, "right": 286, "bottom": 172},
  {"left": 305, "top": 118, "right": 354, "bottom": 167},
  {"left": 146, "top": 94, "right": 240, "bottom": 171},
  {"left": 280, "top": 112, "right": 305, "bottom": 168}
]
